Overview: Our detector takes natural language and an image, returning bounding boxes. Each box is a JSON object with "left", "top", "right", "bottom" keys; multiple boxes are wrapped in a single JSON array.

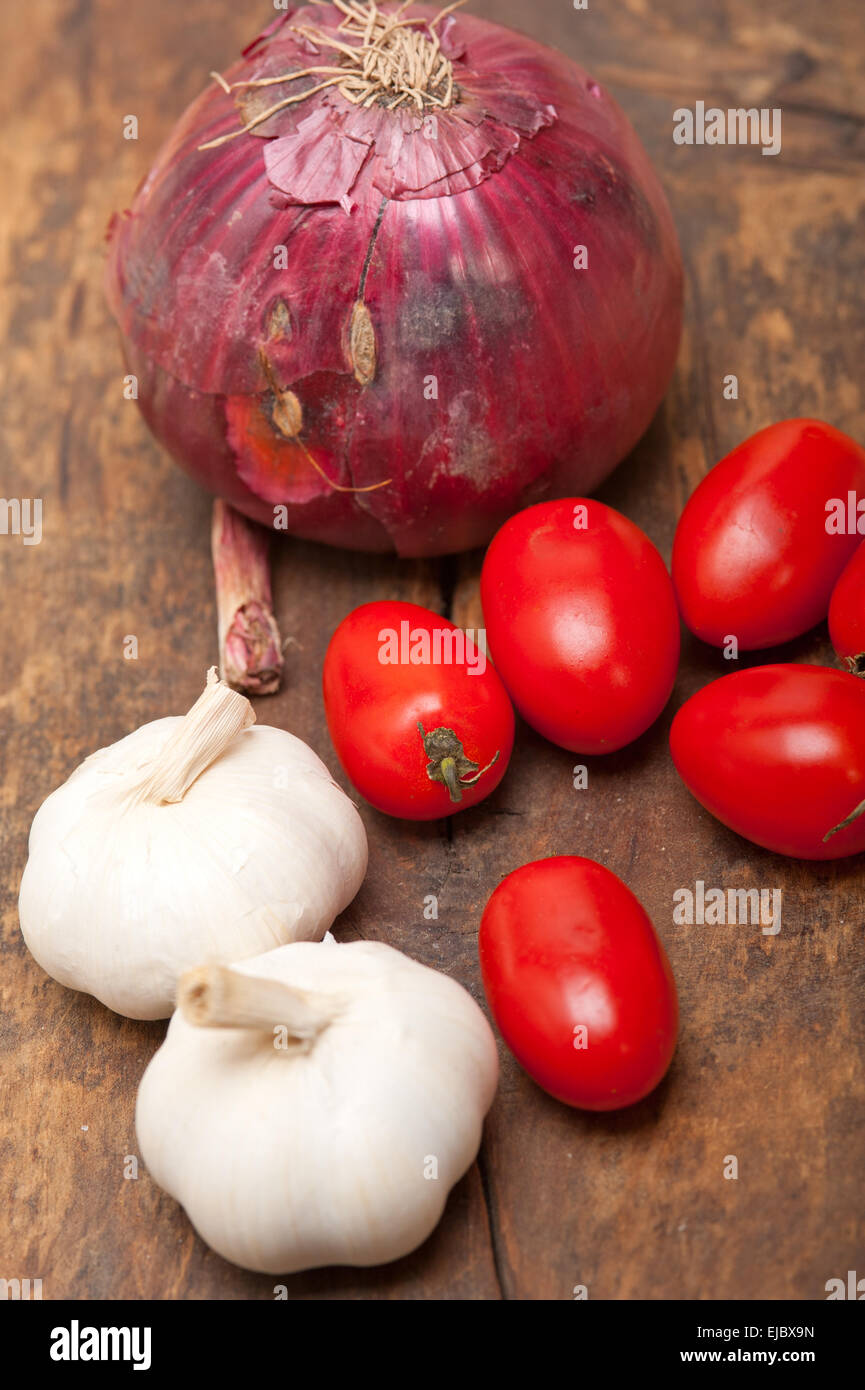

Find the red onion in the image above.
[{"left": 105, "top": 1, "right": 682, "bottom": 683}]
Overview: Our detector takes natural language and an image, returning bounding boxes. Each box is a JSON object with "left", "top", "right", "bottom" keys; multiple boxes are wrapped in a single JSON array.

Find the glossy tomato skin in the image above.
[
  {"left": 670, "top": 664, "right": 865, "bottom": 859},
  {"left": 479, "top": 857, "right": 678, "bottom": 1112},
  {"left": 672, "top": 419, "right": 865, "bottom": 650},
  {"left": 479, "top": 499, "right": 681, "bottom": 755},
  {"left": 829, "top": 541, "right": 865, "bottom": 671},
  {"left": 323, "top": 601, "right": 514, "bottom": 821}
]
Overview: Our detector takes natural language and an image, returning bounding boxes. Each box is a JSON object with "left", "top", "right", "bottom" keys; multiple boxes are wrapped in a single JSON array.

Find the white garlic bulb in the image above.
[
  {"left": 136, "top": 939, "right": 499, "bottom": 1274},
  {"left": 18, "top": 671, "right": 367, "bottom": 1019}
]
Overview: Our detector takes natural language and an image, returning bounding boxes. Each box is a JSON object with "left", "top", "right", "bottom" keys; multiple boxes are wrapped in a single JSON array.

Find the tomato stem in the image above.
[
  {"left": 843, "top": 653, "right": 865, "bottom": 678},
  {"left": 824, "top": 795, "right": 865, "bottom": 843},
  {"left": 417, "top": 723, "right": 500, "bottom": 804}
]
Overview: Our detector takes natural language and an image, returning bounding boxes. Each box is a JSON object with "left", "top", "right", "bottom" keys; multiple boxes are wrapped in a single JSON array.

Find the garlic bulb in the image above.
[
  {"left": 18, "top": 671, "right": 367, "bottom": 1019},
  {"left": 136, "top": 939, "right": 499, "bottom": 1274}
]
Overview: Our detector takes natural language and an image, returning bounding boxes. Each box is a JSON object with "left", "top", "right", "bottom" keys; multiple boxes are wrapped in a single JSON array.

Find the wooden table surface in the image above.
[{"left": 2, "top": 0, "right": 864, "bottom": 1301}]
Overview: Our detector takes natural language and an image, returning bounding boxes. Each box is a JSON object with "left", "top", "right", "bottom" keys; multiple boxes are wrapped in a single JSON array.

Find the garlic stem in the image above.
[
  {"left": 134, "top": 668, "right": 255, "bottom": 805},
  {"left": 178, "top": 964, "right": 336, "bottom": 1040},
  {"left": 212, "top": 499, "right": 284, "bottom": 697}
]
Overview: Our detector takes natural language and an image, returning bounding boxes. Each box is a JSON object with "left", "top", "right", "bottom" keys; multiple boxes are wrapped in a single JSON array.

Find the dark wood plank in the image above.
[
  {"left": 2, "top": 0, "right": 863, "bottom": 1301},
  {"left": 0, "top": 0, "right": 499, "bottom": 1301},
  {"left": 455, "top": 0, "right": 865, "bottom": 1300}
]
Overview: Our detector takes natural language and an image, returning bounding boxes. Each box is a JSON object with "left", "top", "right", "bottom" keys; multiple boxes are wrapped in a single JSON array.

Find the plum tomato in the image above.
[
  {"left": 479, "top": 498, "right": 681, "bottom": 755},
  {"left": 479, "top": 857, "right": 679, "bottom": 1111},
  {"left": 829, "top": 540, "right": 865, "bottom": 674},
  {"left": 672, "top": 419, "right": 865, "bottom": 650},
  {"left": 323, "top": 600, "right": 514, "bottom": 820},
  {"left": 670, "top": 663, "right": 865, "bottom": 859}
]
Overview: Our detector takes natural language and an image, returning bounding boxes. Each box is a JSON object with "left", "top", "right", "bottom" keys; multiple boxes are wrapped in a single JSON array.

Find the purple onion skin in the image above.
[{"left": 106, "top": 3, "right": 683, "bottom": 558}]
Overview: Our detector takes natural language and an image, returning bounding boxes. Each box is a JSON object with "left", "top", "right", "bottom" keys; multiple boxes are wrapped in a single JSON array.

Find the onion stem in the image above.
[{"left": 212, "top": 500, "right": 284, "bottom": 697}]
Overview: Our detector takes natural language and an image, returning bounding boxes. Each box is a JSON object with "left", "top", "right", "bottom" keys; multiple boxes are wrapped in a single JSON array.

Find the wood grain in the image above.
[{"left": 1, "top": 0, "right": 863, "bottom": 1301}]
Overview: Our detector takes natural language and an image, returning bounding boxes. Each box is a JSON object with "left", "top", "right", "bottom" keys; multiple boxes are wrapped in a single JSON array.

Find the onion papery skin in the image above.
[{"left": 106, "top": 3, "right": 683, "bottom": 557}]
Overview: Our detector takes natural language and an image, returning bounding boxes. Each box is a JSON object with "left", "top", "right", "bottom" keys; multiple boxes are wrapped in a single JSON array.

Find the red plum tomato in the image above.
[
  {"left": 672, "top": 420, "right": 865, "bottom": 650},
  {"left": 829, "top": 540, "right": 865, "bottom": 674},
  {"left": 479, "top": 857, "right": 679, "bottom": 1111},
  {"left": 670, "top": 663, "right": 865, "bottom": 859},
  {"left": 480, "top": 499, "right": 681, "bottom": 754},
  {"left": 323, "top": 601, "right": 514, "bottom": 820}
]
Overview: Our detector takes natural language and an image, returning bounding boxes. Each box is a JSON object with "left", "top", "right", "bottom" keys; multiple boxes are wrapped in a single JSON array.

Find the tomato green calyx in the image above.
[
  {"left": 843, "top": 653, "right": 865, "bottom": 678},
  {"left": 417, "top": 723, "right": 500, "bottom": 804},
  {"left": 824, "top": 795, "right": 865, "bottom": 843}
]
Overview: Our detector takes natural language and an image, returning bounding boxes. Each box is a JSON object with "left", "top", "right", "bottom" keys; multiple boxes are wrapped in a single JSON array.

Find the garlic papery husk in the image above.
[
  {"left": 136, "top": 941, "right": 499, "bottom": 1274},
  {"left": 18, "top": 670, "right": 368, "bottom": 1019}
]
